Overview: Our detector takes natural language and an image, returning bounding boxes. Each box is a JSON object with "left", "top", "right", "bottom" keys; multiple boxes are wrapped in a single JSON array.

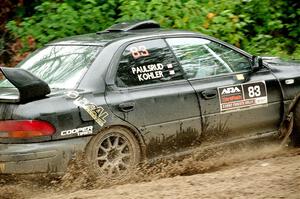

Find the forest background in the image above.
[{"left": 0, "top": 0, "right": 299, "bottom": 66}]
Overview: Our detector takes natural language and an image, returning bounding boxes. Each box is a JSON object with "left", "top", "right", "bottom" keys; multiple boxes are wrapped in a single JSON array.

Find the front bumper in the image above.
[{"left": 0, "top": 137, "right": 91, "bottom": 174}]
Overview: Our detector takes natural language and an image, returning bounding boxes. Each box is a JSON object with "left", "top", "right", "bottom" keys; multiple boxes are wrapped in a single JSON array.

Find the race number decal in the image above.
[
  {"left": 243, "top": 82, "right": 266, "bottom": 99},
  {"left": 130, "top": 46, "right": 149, "bottom": 59},
  {"left": 218, "top": 81, "right": 268, "bottom": 111}
]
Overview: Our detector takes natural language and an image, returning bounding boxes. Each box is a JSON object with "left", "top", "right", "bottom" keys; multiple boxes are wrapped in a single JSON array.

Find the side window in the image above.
[
  {"left": 166, "top": 38, "right": 251, "bottom": 79},
  {"left": 208, "top": 42, "right": 251, "bottom": 72},
  {"left": 116, "top": 39, "right": 184, "bottom": 87}
]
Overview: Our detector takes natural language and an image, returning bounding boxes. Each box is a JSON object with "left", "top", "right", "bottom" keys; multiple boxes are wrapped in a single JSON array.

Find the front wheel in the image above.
[
  {"left": 290, "top": 102, "right": 300, "bottom": 147},
  {"left": 85, "top": 126, "right": 141, "bottom": 179}
]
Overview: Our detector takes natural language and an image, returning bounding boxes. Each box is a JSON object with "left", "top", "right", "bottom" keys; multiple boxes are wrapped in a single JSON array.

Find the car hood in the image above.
[
  {"left": 262, "top": 57, "right": 300, "bottom": 81},
  {"left": 263, "top": 57, "right": 300, "bottom": 69}
]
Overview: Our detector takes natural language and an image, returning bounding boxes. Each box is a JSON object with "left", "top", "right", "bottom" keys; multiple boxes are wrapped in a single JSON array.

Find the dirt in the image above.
[{"left": 1, "top": 142, "right": 300, "bottom": 199}]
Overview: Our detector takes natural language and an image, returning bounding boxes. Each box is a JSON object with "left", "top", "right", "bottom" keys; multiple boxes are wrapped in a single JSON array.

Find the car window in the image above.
[
  {"left": 116, "top": 39, "right": 184, "bottom": 87},
  {"left": 166, "top": 38, "right": 251, "bottom": 79},
  {"left": 0, "top": 45, "right": 101, "bottom": 89}
]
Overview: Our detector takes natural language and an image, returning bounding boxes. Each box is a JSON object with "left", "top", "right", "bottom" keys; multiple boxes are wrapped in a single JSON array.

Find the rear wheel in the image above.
[
  {"left": 86, "top": 127, "right": 141, "bottom": 179},
  {"left": 291, "top": 103, "right": 300, "bottom": 147}
]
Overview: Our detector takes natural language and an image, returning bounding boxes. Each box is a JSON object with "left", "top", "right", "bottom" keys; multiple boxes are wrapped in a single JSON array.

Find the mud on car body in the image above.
[{"left": 0, "top": 20, "right": 300, "bottom": 177}]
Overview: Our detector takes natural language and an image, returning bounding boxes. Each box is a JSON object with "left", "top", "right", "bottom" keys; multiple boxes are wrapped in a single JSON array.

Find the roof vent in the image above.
[{"left": 101, "top": 20, "right": 160, "bottom": 33}]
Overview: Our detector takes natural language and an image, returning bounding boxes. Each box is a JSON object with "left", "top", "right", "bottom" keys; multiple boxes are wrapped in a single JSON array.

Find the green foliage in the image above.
[
  {"left": 118, "top": 0, "right": 250, "bottom": 46},
  {"left": 6, "top": 0, "right": 117, "bottom": 50},
  {"left": 5, "top": 0, "right": 300, "bottom": 59},
  {"left": 117, "top": 0, "right": 300, "bottom": 58}
]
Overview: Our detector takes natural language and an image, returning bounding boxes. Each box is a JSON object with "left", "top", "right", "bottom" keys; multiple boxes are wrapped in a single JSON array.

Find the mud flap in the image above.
[{"left": 279, "top": 112, "right": 294, "bottom": 147}]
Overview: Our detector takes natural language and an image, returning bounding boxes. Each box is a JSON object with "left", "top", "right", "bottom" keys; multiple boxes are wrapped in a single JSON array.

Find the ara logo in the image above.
[{"left": 221, "top": 86, "right": 241, "bottom": 95}]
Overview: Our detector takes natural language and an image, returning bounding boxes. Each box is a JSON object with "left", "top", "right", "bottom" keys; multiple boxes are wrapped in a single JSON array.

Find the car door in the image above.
[
  {"left": 166, "top": 37, "right": 282, "bottom": 143},
  {"left": 105, "top": 39, "right": 202, "bottom": 158}
]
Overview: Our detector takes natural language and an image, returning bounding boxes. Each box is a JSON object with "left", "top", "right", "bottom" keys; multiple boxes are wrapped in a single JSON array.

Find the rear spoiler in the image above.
[{"left": 0, "top": 67, "right": 50, "bottom": 103}]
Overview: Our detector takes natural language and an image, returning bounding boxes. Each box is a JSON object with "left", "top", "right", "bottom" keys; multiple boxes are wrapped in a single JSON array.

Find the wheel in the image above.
[
  {"left": 85, "top": 126, "right": 141, "bottom": 179},
  {"left": 291, "top": 102, "right": 300, "bottom": 147}
]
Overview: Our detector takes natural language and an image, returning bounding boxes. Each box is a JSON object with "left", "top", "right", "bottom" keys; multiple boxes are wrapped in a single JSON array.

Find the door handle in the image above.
[
  {"left": 201, "top": 90, "right": 217, "bottom": 100},
  {"left": 118, "top": 101, "right": 135, "bottom": 112}
]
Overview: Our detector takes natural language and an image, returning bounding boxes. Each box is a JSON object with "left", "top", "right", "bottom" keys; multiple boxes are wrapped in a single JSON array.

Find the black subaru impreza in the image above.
[{"left": 0, "top": 20, "right": 299, "bottom": 178}]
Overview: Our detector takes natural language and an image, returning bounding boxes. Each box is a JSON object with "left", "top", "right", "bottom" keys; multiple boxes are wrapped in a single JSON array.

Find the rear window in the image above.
[{"left": 0, "top": 45, "right": 100, "bottom": 89}]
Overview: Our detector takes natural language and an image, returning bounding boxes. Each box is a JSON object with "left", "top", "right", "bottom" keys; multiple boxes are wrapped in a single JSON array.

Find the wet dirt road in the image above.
[{"left": 1, "top": 144, "right": 300, "bottom": 199}]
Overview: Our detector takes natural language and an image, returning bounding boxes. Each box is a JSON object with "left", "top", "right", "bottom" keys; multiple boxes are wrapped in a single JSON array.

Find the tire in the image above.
[
  {"left": 291, "top": 103, "right": 300, "bottom": 147},
  {"left": 85, "top": 126, "right": 141, "bottom": 179}
]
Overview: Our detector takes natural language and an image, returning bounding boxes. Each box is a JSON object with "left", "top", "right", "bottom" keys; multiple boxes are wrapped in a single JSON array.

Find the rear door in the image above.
[
  {"left": 105, "top": 39, "right": 202, "bottom": 157},
  {"left": 166, "top": 37, "right": 282, "bottom": 143}
]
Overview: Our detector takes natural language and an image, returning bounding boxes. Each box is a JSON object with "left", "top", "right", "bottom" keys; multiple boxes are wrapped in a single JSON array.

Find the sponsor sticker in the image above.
[
  {"left": 236, "top": 74, "right": 245, "bottom": 81},
  {"left": 218, "top": 81, "right": 268, "bottom": 111},
  {"left": 61, "top": 126, "right": 93, "bottom": 136},
  {"left": 66, "top": 91, "right": 109, "bottom": 127}
]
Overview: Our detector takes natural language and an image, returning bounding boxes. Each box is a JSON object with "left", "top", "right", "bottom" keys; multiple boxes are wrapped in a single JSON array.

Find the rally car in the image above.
[{"left": 0, "top": 20, "right": 299, "bottom": 178}]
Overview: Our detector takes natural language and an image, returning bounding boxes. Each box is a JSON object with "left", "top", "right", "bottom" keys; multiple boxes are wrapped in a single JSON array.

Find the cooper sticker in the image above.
[
  {"left": 218, "top": 81, "right": 268, "bottom": 111},
  {"left": 61, "top": 126, "right": 93, "bottom": 136}
]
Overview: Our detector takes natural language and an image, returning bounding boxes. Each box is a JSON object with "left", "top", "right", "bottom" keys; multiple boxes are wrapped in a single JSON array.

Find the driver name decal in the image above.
[
  {"left": 131, "top": 63, "right": 175, "bottom": 81},
  {"left": 131, "top": 63, "right": 164, "bottom": 81},
  {"left": 218, "top": 81, "right": 268, "bottom": 111}
]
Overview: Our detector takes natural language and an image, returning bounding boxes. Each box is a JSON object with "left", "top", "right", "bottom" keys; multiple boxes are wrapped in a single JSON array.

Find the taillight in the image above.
[{"left": 0, "top": 120, "right": 56, "bottom": 138}]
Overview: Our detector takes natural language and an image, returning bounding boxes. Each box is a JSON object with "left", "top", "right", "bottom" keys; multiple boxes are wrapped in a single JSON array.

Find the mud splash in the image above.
[
  {"left": 0, "top": 173, "right": 60, "bottom": 199},
  {"left": 56, "top": 141, "right": 291, "bottom": 190},
  {"left": 0, "top": 141, "right": 298, "bottom": 199}
]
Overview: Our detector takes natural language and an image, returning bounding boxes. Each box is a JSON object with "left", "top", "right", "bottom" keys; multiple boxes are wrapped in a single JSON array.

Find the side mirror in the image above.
[{"left": 251, "top": 56, "right": 263, "bottom": 72}]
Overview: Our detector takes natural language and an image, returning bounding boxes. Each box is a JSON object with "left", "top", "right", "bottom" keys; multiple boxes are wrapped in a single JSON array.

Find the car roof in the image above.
[
  {"left": 48, "top": 28, "right": 199, "bottom": 47},
  {"left": 48, "top": 20, "right": 201, "bottom": 46}
]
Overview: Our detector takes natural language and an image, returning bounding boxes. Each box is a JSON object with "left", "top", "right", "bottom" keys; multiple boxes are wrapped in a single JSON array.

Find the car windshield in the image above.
[{"left": 0, "top": 45, "right": 100, "bottom": 89}]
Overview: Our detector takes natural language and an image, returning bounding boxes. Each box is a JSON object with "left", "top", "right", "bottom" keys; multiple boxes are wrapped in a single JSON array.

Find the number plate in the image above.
[{"left": 218, "top": 81, "right": 268, "bottom": 112}]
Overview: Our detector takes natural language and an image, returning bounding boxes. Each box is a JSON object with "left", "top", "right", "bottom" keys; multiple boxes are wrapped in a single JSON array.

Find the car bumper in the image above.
[{"left": 0, "top": 137, "right": 91, "bottom": 174}]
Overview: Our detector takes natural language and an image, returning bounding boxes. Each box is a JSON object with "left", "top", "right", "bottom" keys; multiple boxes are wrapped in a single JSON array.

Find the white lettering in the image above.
[
  {"left": 137, "top": 74, "right": 144, "bottom": 81},
  {"left": 131, "top": 67, "right": 136, "bottom": 74},
  {"left": 221, "top": 87, "right": 241, "bottom": 95},
  {"left": 131, "top": 63, "right": 164, "bottom": 74},
  {"left": 157, "top": 63, "right": 164, "bottom": 70},
  {"left": 61, "top": 126, "right": 93, "bottom": 136},
  {"left": 65, "top": 91, "right": 79, "bottom": 99}
]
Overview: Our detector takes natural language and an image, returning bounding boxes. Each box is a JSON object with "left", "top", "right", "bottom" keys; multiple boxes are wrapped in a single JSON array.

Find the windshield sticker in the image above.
[
  {"left": 66, "top": 91, "right": 109, "bottom": 127},
  {"left": 218, "top": 81, "right": 268, "bottom": 111},
  {"left": 130, "top": 45, "right": 149, "bottom": 59},
  {"left": 61, "top": 126, "right": 93, "bottom": 136},
  {"left": 236, "top": 74, "right": 244, "bottom": 81}
]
